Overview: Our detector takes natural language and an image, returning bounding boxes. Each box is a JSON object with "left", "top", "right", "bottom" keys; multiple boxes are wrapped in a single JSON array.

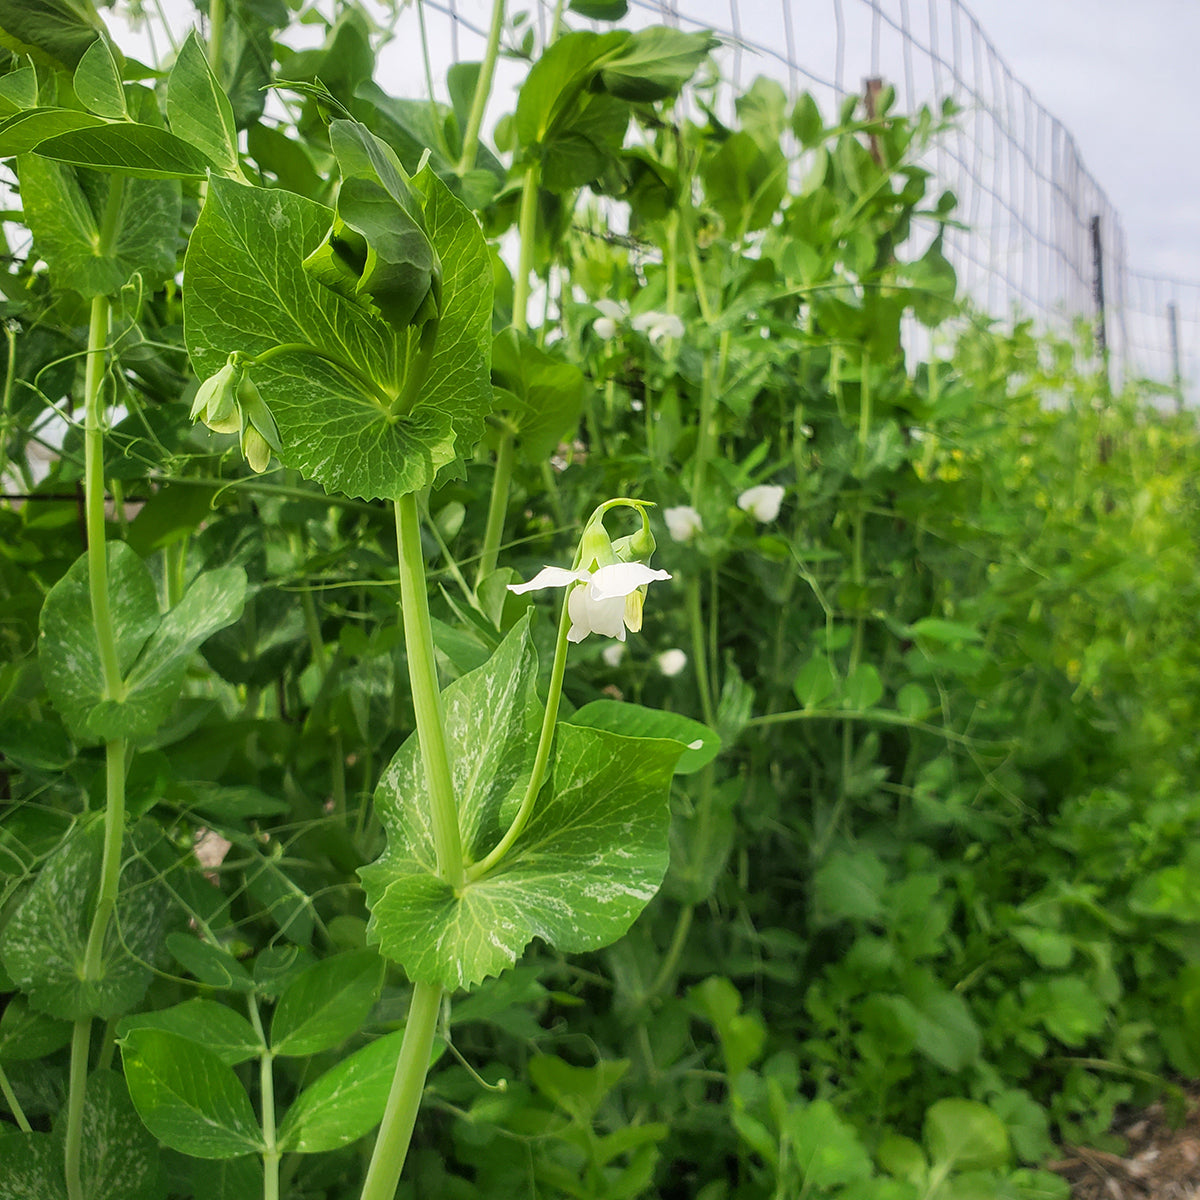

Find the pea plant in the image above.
[{"left": 5, "top": 2, "right": 1200, "bottom": 1199}]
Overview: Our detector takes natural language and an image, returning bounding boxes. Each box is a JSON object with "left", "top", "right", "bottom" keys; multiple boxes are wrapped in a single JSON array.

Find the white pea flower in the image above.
[
  {"left": 656, "top": 648, "right": 688, "bottom": 677},
  {"left": 631, "top": 310, "right": 685, "bottom": 345},
  {"left": 663, "top": 505, "right": 703, "bottom": 543},
  {"left": 737, "top": 484, "right": 785, "bottom": 523},
  {"left": 601, "top": 642, "right": 626, "bottom": 668},
  {"left": 592, "top": 299, "right": 628, "bottom": 341},
  {"left": 509, "top": 561, "right": 671, "bottom": 643}
]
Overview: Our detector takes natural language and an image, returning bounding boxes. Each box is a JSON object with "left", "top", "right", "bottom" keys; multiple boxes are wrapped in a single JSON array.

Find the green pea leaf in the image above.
[
  {"left": 923, "top": 1098, "right": 1010, "bottom": 1173},
  {"left": 34, "top": 122, "right": 215, "bottom": 178},
  {"left": 0, "top": 0, "right": 104, "bottom": 70},
  {"left": 39, "top": 543, "right": 246, "bottom": 743},
  {"left": 120, "top": 1029, "right": 264, "bottom": 1159},
  {"left": 0, "top": 1131, "right": 60, "bottom": 1200},
  {"left": 490, "top": 327, "right": 585, "bottom": 462},
  {"left": 167, "top": 29, "right": 239, "bottom": 177},
  {"left": 569, "top": 699, "right": 718, "bottom": 774},
  {"left": 270, "top": 950, "right": 384, "bottom": 1057},
  {"left": 277, "top": 1029, "right": 431, "bottom": 1153},
  {"left": 18, "top": 153, "right": 180, "bottom": 297},
  {"left": 0, "top": 995, "right": 72, "bottom": 1061},
  {"left": 165, "top": 933, "right": 255, "bottom": 992},
  {"left": 74, "top": 35, "right": 126, "bottom": 119},
  {"left": 0, "top": 819, "right": 171, "bottom": 1020},
  {"left": 0, "top": 107, "right": 106, "bottom": 155},
  {"left": 185, "top": 170, "right": 493, "bottom": 501},
  {"left": 361, "top": 617, "right": 684, "bottom": 989},
  {"left": 69, "top": 1070, "right": 162, "bottom": 1200},
  {"left": 596, "top": 27, "right": 718, "bottom": 102},
  {"left": 118, "top": 1000, "right": 262, "bottom": 1067}
]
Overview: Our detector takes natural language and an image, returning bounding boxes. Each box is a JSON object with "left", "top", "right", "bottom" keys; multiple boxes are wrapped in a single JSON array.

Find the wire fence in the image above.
[{"left": 402, "top": 0, "right": 1198, "bottom": 406}]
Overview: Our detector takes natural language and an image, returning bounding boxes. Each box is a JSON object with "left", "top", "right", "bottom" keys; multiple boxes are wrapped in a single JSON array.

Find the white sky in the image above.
[{"left": 961, "top": 0, "right": 1200, "bottom": 281}]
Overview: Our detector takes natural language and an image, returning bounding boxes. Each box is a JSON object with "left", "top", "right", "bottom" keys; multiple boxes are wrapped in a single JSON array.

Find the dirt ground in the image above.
[{"left": 1048, "top": 1092, "right": 1200, "bottom": 1199}]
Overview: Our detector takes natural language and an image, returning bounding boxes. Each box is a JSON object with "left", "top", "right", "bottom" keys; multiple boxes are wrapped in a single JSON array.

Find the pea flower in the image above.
[
  {"left": 737, "top": 484, "right": 785, "bottom": 522},
  {"left": 663, "top": 505, "right": 703, "bottom": 543},
  {"left": 190, "top": 353, "right": 282, "bottom": 474},
  {"left": 592, "top": 299, "right": 628, "bottom": 340},
  {"left": 630, "top": 310, "right": 684, "bottom": 345},
  {"left": 509, "top": 562, "right": 671, "bottom": 643},
  {"left": 656, "top": 648, "right": 688, "bottom": 677}
]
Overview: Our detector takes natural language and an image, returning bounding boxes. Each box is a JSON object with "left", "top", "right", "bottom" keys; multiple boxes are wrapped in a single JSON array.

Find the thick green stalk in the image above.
[
  {"left": 475, "top": 426, "right": 515, "bottom": 584},
  {"left": 358, "top": 981, "right": 443, "bottom": 1200},
  {"left": 468, "top": 583, "right": 573, "bottom": 879},
  {"left": 457, "top": 0, "right": 505, "bottom": 175},
  {"left": 64, "top": 1020, "right": 90, "bottom": 1200},
  {"left": 81, "top": 738, "right": 128, "bottom": 979},
  {"left": 207, "top": 0, "right": 225, "bottom": 79},
  {"left": 394, "top": 494, "right": 464, "bottom": 888}
]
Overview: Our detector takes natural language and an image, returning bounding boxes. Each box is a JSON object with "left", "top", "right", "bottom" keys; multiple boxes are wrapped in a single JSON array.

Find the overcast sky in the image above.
[{"left": 947, "top": 0, "right": 1200, "bottom": 282}]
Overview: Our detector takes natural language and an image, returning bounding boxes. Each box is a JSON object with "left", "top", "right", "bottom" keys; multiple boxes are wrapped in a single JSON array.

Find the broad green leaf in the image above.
[
  {"left": 18, "top": 153, "right": 180, "bottom": 297},
  {"left": 87, "top": 566, "right": 247, "bottom": 741},
  {"left": 74, "top": 35, "right": 126, "bottom": 119},
  {"left": 0, "top": 107, "right": 106, "bottom": 155},
  {"left": 0, "top": 819, "right": 171, "bottom": 1020},
  {"left": 120, "top": 1029, "right": 264, "bottom": 1159},
  {"left": 791, "top": 92, "right": 824, "bottom": 147},
  {"left": 0, "top": 995, "right": 72, "bottom": 1061},
  {"left": 165, "top": 932, "right": 255, "bottom": 992},
  {"left": 1020, "top": 976, "right": 1107, "bottom": 1047},
  {"left": 167, "top": 30, "right": 239, "bottom": 176},
  {"left": 923, "top": 1098, "right": 1010, "bottom": 1173},
  {"left": 784, "top": 1100, "right": 873, "bottom": 1189},
  {"left": 185, "top": 170, "right": 493, "bottom": 500},
  {"left": 570, "top": 699, "right": 717, "bottom": 774},
  {"left": 72, "top": 1070, "right": 162, "bottom": 1200},
  {"left": 812, "top": 848, "right": 887, "bottom": 926},
  {"left": 569, "top": 0, "right": 628, "bottom": 19},
  {"left": 39, "top": 544, "right": 246, "bottom": 742},
  {"left": 0, "top": 0, "right": 104, "bottom": 69},
  {"left": 490, "top": 327, "right": 585, "bottom": 461},
  {"left": 277, "top": 1029, "right": 427, "bottom": 1153},
  {"left": 0, "top": 1131, "right": 60, "bottom": 1199},
  {"left": 118, "top": 1000, "right": 261, "bottom": 1066},
  {"left": 908, "top": 617, "right": 982, "bottom": 644},
  {"left": 843, "top": 661, "right": 884, "bottom": 710},
  {"left": 910, "top": 984, "right": 980, "bottom": 1072},
  {"left": 515, "top": 31, "right": 627, "bottom": 149},
  {"left": 528, "top": 1055, "right": 629, "bottom": 1122},
  {"left": 701, "top": 130, "right": 787, "bottom": 234},
  {"left": 34, "top": 122, "right": 215, "bottom": 178},
  {"left": 362, "top": 615, "right": 683, "bottom": 987},
  {"left": 270, "top": 950, "right": 384, "bottom": 1057},
  {"left": 597, "top": 28, "right": 718, "bottom": 102},
  {"left": 793, "top": 653, "right": 836, "bottom": 708},
  {"left": 0, "top": 64, "right": 38, "bottom": 116},
  {"left": 304, "top": 119, "right": 438, "bottom": 333}
]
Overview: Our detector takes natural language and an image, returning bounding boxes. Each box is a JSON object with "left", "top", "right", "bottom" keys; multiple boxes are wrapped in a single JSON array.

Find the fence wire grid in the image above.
[{"left": 396, "top": 0, "right": 1198, "bottom": 406}]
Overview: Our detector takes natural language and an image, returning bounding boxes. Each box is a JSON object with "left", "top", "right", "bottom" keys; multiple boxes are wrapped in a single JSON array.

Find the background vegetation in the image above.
[{"left": 1, "top": 2, "right": 1199, "bottom": 1198}]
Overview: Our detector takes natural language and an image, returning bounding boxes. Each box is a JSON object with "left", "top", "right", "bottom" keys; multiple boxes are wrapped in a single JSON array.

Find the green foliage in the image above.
[{"left": 2, "top": 5, "right": 1198, "bottom": 1199}]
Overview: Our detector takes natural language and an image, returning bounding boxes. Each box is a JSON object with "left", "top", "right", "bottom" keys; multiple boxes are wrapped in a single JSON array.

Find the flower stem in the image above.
[
  {"left": 394, "top": 494, "right": 464, "bottom": 888},
  {"left": 457, "top": 0, "right": 505, "bottom": 175},
  {"left": 467, "top": 582, "right": 573, "bottom": 880},
  {"left": 476, "top": 426, "right": 515, "bottom": 585},
  {"left": 513, "top": 164, "right": 539, "bottom": 335},
  {"left": 358, "top": 981, "right": 443, "bottom": 1200}
]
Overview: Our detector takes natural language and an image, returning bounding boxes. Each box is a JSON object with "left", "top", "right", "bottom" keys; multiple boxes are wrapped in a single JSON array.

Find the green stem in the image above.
[
  {"left": 689, "top": 358, "right": 715, "bottom": 510},
  {"left": 84, "top": 295, "right": 122, "bottom": 699},
  {"left": 207, "top": 0, "right": 225, "bottom": 79},
  {"left": 358, "top": 981, "right": 443, "bottom": 1200},
  {"left": 686, "top": 576, "right": 717, "bottom": 728},
  {"left": 82, "top": 739, "right": 128, "bottom": 978},
  {"left": 394, "top": 494, "right": 464, "bottom": 888},
  {"left": 248, "top": 998, "right": 279, "bottom": 1200},
  {"left": 513, "top": 164, "right": 539, "bottom": 334},
  {"left": 457, "top": 0, "right": 505, "bottom": 175},
  {"left": 0, "top": 1060, "right": 31, "bottom": 1132},
  {"left": 416, "top": 0, "right": 441, "bottom": 135},
  {"left": 647, "top": 903, "right": 693, "bottom": 998},
  {"left": 64, "top": 1020, "right": 90, "bottom": 1200},
  {"left": 467, "top": 583, "right": 573, "bottom": 880},
  {"left": 476, "top": 427, "right": 515, "bottom": 585}
]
